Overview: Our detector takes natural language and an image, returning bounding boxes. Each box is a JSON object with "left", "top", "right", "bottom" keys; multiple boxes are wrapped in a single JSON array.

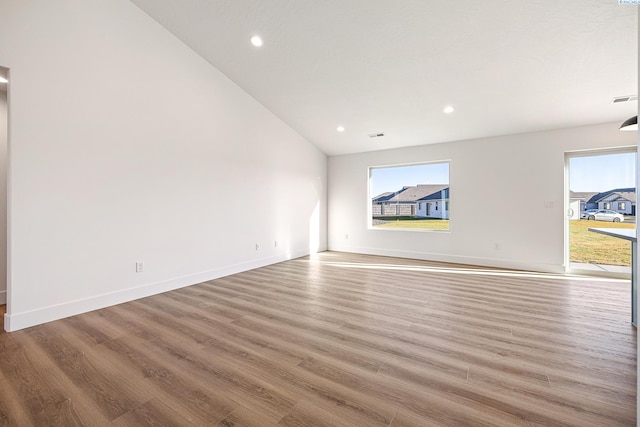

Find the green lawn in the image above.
[
  {"left": 373, "top": 217, "right": 450, "bottom": 230},
  {"left": 570, "top": 219, "right": 635, "bottom": 266}
]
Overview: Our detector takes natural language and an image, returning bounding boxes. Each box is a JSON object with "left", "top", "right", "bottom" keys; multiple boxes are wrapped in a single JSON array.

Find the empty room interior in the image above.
[{"left": 1, "top": 1, "right": 639, "bottom": 426}]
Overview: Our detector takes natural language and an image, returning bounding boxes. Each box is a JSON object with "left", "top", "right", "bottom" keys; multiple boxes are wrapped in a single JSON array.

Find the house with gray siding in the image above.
[
  {"left": 569, "top": 188, "right": 636, "bottom": 216},
  {"left": 372, "top": 184, "right": 449, "bottom": 218}
]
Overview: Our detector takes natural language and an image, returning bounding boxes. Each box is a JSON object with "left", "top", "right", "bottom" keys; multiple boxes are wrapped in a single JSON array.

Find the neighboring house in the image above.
[
  {"left": 569, "top": 188, "right": 636, "bottom": 217},
  {"left": 416, "top": 187, "right": 450, "bottom": 219},
  {"left": 372, "top": 184, "right": 449, "bottom": 218},
  {"left": 595, "top": 190, "right": 636, "bottom": 215},
  {"left": 569, "top": 191, "right": 599, "bottom": 217}
]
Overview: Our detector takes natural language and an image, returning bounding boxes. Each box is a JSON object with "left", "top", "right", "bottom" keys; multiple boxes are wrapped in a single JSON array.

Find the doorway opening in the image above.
[{"left": 566, "top": 148, "right": 637, "bottom": 276}]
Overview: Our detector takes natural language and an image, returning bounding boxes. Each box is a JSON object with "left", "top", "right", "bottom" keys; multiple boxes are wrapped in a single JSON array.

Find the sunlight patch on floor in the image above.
[{"left": 299, "top": 259, "right": 628, "bottom": 283}]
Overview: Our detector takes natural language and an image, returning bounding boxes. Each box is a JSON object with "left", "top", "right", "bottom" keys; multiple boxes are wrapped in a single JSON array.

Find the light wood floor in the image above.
[
  {"left": 0, "top": 252, "right": 636, "bottom": 426},
  {"left": 0, "top": 304, "right": 5, "bottom": 332}
]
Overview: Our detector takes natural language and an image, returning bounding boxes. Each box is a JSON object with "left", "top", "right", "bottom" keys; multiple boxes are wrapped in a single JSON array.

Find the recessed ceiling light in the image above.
[
  {"left": 0, "top": 77, "right": 7, "bottom": 83},
  {"left": 250, "top": 35, "right": 263, "bottom": 47},
  {"left": 443, "top": 106, "right": 455, "bottom": 114},
  {"left": 336, "top": 126, "right": 345, "bottom": 132}
]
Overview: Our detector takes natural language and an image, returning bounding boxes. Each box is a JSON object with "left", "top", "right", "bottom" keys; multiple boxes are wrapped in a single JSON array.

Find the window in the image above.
[
  {"left": 370, "top": 161, "right": 450, "bottom": 231},
  {"left": 619, "top": 202, "right": 626, "bottom": 210},
  {"left": 604, "top": 202, "right": 611, "bottom": 209}
]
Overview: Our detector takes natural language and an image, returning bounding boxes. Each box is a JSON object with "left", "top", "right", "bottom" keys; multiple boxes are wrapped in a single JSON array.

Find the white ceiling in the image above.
[{"left": 130, "top": 0, "right": 638, "bottom": 156}]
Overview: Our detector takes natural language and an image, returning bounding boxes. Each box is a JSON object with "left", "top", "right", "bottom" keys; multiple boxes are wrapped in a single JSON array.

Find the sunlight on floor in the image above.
[{"left": 299, "top": 258, "right": 628, "bottom": 283}]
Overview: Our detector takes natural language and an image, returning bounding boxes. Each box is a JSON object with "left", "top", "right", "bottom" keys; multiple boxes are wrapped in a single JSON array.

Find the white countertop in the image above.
[{"left": 588, "top": 228, "right": 637, "bottom": 242}]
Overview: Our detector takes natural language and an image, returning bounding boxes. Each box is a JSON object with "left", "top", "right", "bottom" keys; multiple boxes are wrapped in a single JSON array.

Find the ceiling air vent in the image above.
[
  {"left": 611, "top": 95, "right": 638, "bottom": 104},
  {"left": 368, "top": 132, "right": 385, "bottom": 138}
]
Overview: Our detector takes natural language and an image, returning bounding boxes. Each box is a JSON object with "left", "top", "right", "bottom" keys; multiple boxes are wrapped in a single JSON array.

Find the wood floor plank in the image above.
[
  {"left": 277, "top": 399, "right": 368, "bottom": 427},
  {"left": 0, "top": 340, "right": 85, "bottom": 426},
  {"left": 127, "top": 296, "right": 397, "bottom": 426},
  {"left": 111, "top": 398, "right": 194, "bottom": 427},
  {"left": 0, "top": 252, "right": 635, "bottom": 425},
  {"left": 0, "top": 304, "right": 5, "bottom": 333},
  {"left": 195, "top": 335, "right": 397, "bottom": 427},
  {"left": 297, "top": 355, "right": 530, "bottom": 427},
  {"left": 13, "top": 332, "right": 115, "bottom": 426},
  {"left": 21, "top": 323, "right": 148, "bottom": 422},
  {"left": 465, "top": 365, "right": 634, "bottom": 426},
  {"left": 388, "top": 409, "right": 444, "bottom": 427},
  {"left": 0, "top": 367, "right": 32, "bottom": 426},
  {"left": 216, "top": 405, "right": 281, "bottom": 427},
  {"left": 101, "top": 335, "right": 236, "bottom": 425},
  {"left": 98, "top": 305, "right": 298, "bottom": 422}
]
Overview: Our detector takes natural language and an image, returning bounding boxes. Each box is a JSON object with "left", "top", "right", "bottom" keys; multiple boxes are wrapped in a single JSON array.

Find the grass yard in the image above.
[
  {"left": 373, "top": 217, "right": 450, "bottom": 230},
  {"left": 570, "top": 219, "right": 635, "bottom": 266}
]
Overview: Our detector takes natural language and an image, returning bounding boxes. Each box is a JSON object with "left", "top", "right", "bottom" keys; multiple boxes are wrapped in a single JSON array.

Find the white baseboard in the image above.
[
  {"left": 4, "top": 248, "right": 313, "bottom": 332},
  {"left": 327, "top": 245, "right": 567, "bottom": 275}
]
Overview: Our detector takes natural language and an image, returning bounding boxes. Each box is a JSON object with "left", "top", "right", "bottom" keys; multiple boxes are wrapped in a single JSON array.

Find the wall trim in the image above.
[
  {"left": 4, "top": 248, "right": 315, "bottom": 332},
  {"left": 328, "top": 245, "right": 567, "bottom": 275},
  {"left": 0, "top": 290, "right": 5, "bottom": 305}
]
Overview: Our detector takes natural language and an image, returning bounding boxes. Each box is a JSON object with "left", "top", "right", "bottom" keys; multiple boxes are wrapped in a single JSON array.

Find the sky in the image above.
[
  {"left": 569, "top": 152, "right": 636, "bottom": 192},
  {"left": 370, "top": 162, "right": 449, "bottom": 197}
]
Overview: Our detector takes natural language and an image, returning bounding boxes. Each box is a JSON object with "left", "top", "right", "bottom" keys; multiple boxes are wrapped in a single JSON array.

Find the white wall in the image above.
[
  {"left": 0, "top": 0, "right": 327, "bottom": 331},
  {"left": 329, "top": 123, "right": 636, "bottom": 273},
  {"left": 0, "top": 90, "right": 6, "bottom": 305}
]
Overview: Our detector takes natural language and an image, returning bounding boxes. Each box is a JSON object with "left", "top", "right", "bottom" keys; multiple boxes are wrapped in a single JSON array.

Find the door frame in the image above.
[{"left": 564, "top": 146, "right": 637, "bottom": 276}]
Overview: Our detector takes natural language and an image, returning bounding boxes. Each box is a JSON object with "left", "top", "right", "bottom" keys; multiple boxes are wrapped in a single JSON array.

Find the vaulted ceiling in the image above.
[{"left": 130, "top": 0, "right": 638, "bottom": 156}]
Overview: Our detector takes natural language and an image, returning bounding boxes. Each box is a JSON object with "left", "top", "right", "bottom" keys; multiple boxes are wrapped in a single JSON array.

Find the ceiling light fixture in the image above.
[
  {"left": 443, "top": 106, "right": 455, "bottom": 114},
  {"left": 336, "top": 126, "right": 345, "bottom": 132},
  {"left": 250, "top": 35, "right": 263, "bottom": 47},
  {"left": 0, "top": 77, "right": 7, "bottom": 83},
  {"left": 620, "top": 115, "right": 638, "bottom": 131}
]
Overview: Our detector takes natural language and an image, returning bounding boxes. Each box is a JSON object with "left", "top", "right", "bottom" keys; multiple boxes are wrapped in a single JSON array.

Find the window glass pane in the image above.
[{"left": 370, "top": 162, "right": 450, "bottom": 231}]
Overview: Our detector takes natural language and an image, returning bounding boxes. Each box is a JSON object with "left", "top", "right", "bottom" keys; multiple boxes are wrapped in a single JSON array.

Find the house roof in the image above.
[
  {"left": 595, "top": 191, "right": 637, "bottom": 204},
  {"left": 372, "top": 191, "right": 395, "bottom": 202},
  {"left": 378, "top": 184, "right": 449, "bottom": 203},
  {"left": 569, "top": 191, "right": 599, "bottom": 202},
  {"left": 591, "top": 188, "right": 636, "bottom": 204},
  {"left": 418, "top": 187, "right": 450, "bottom": 201}
]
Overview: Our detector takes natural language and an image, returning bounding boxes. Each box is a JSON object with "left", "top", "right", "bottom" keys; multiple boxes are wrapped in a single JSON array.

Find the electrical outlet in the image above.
[
  {"left": 345, "top": 234, "right": 349, "bottom": 240},
  {"left": 274, "top": 241, "right": 278, "bottom": 247},
  {"left": 136, "top": 261, "right": 144, "bottom": 273},
  {"left": 494, "top": 243, "right": 501, "bottom": 250},
  {"left": 255, "top": 243, "right": 260, "bottom": 251}
]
